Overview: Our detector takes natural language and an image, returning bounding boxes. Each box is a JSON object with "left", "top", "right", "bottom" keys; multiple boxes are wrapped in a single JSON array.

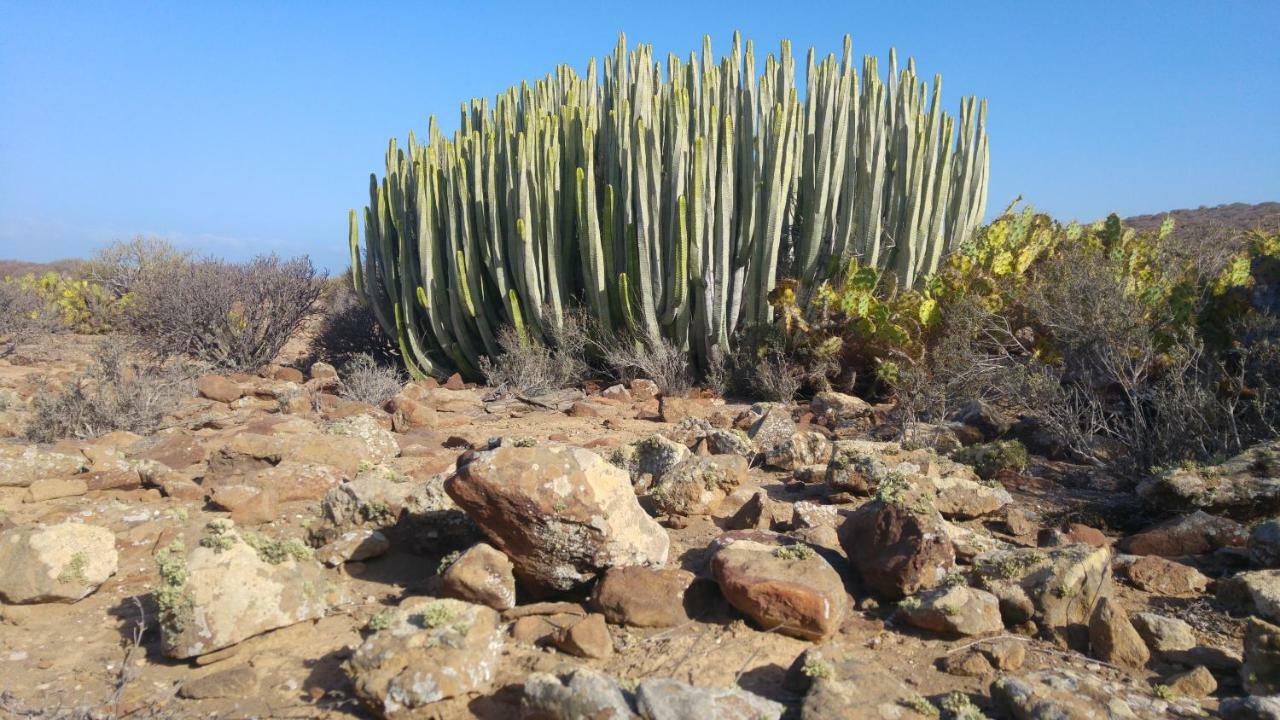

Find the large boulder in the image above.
[
  {"left": 0, "top": 444, "right": 87, "bottom": 488},
  {"left": 445, "top": 443, "right": 669, "bottom": 595},
  {"left": 709, "top": 530, "right": 849, "bottom": 641},
  {"left": 0, "top": 522, "right": 117, "bottom": 603},
  {"left": 839, "top": 497, "right": 955, "bottom": 599},
  {"left": 156, "top": 522, "right": 339, "bottom": 658},
  {"left": 347, "top": 598, "right": 502, "bottom": 717},
  {"left": 974, "top": 544, "right": 1113, "bottom": 639},
  {"left": 1137, "top": 440, "right": 1280, "bottom": 520}
]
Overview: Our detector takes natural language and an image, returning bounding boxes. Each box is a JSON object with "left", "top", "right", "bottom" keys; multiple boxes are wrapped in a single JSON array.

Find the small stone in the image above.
[
  {"left": 554, "top": 613, "right": 613, "bottom": 659},
  {"left": 1088, "top": 597, "right": 1150, "bottom": 668},
  {"left": 209, "top": 484, "right": 278, "bottom": 526},
  {"left": 178, "top": 664, "right": 259, "bottom": 700},
  {"left": 315, "top": 529, "right": 390, "bottom": 566},
  {"left": 440, "top": 542, "right": 517, "bottom": 611},
  {"left": 1131, "top": 612, "right": 1197, "bottom": 656},
  {"left": 444, "top": 373, "right": 466, "bottom": 390},
  {"left": 310, "top": 362, "right": 338, "bottom": 381},
  {"left": 1124, "top": 555, "right": 1209, "bottom": 596},
  {"left": 980, "top": 638, "right": 1027, "bottom": 670},
  {"left": 600, "top": 384, "right": 631, "bottom": 402},
  {"left": 630, "top": 379, "right": 659, "bottom": 402},
  {"left": 939, "top": 649, "right": 995, "bottom": 678},
  {"left": 24, "top": 477, "right": 88, "bottom": 503},
  {"left": 901, "top": 585, "right": 1004, "bottom": 637}
]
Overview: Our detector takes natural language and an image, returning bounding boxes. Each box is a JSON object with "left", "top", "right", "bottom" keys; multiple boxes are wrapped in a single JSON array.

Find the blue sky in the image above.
[{"left": 1, "top": 1, "right": 1277, "bottom": 272}]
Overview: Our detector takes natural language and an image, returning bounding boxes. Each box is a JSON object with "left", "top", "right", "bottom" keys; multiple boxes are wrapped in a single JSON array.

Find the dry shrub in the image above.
[
  {"left": 126, "top": 254, "right": 322, "bottom": 370},
  {"left": 309, "top": 274, "right": 398, "bottom": 368},
  {"left": 82, "top": 236, "right": 191, "bottom": 300},
  {"left": 479, "top": 311, "right": 591, "bottom": 396},
  {"left": 596, "top": 333, "right": 692, "bottom": 396},
  {"left": 338, "top": 353, "right": 404, "bottom": 407},
  {"left": 0, "top": 280, "right": 56, "bottom": 356},
  {"left": 26, "top": 341, "right": 194, "bottom": 442}
]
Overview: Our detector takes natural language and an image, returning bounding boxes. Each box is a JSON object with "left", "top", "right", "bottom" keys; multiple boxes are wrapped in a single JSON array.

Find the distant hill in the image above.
[{"left": 1125, "top": 201, "right": 1280, "bottom": 240}]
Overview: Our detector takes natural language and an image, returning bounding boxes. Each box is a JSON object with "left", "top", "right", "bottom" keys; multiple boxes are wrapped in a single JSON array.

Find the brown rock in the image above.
[
  {"left": 274, "top": 367, "right": 305, "bottom": 383},
  {"left": 649, "top": 454, "right": 748, "bottom": 517},
  {"left": 1124, "top": 555, "right": 1210, "bottom": 597},
  {"left": 1163, "top": 666, "right": 1216, "bottom": 698},
  {"left": 709, "top": 530, "right": 849, "bottom": 641},
  {"left": 179, "top": 664, "right": 259, "bottom": 699},
  {"left": 939, "top": 649, "right": 995, "bottom": 678},
  {"left": 600, "top": 384, "right": 631, "bottom": 402},
  {"left": 444, "top": 372, "right": 466, "bottom": 390},
  {"left": 591, "top": 566, "right": 695, "bottom": 628},
  {"left": 901, "top": 585, "right": 1004, "bottom": 637},
  {"left": 838, "top": 499, "right": 955, "bottom": 599},
  {"left": 1088, "top": 597, "right": 1150, "bottom": 668},
  {"left": 630, "top": 379, "right": 659, "bottom": 402},
  {"left": 309, "top": 362, "right": 338, "bottom": 381},
  {"left": 1122, "top": 510, "right": 1248, "bottom": 556},
  {"left": 441, "top": 542, "right": 517, "bottom": 611},
  {"left": 569, "top": 400, "right": 614, "bottom": 418},
  {"left": 209, "top": 484, "right": 278, "bottom": 526},
  {"left": 197, "top": 375, "right": 243, "bottom": 403},
  {"left": 24, "top": 477, "right": 88, "bottom": 502},
  {"left": 555, "top": 613, "right": 613, "bottom": 659},
  {"left": 1244, "top": 616, "right": 1280, "bottom": 695}
]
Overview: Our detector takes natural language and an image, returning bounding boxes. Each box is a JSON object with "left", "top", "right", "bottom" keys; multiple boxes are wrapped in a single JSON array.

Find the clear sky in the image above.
[{"left": 1, "top": 1, "right": 1277, "bottom": 272}]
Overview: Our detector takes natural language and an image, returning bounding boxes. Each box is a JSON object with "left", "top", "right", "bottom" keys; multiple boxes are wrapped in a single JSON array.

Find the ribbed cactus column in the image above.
[{"left": 350, "top": 32, "right": 990, "bottom": 379}]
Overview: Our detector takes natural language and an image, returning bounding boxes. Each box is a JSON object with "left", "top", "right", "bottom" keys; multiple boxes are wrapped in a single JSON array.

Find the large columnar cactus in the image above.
[{"left": 350, "top": 33, "right": 988, "bottom": 378}]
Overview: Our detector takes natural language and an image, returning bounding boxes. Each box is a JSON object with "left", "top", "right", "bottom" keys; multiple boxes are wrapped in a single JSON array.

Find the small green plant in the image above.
[
  {"left": 510, "top": 436, "right": 535, "bottom": 447},
  {"left": 953, "top": 440, "right": 1029, "bottom": 480},
  {"left": 414, "top": 602, "right": 456, "bottom": 629},
  {"left": 939, "top": 691, "right": 986, "bottom": 720},
  {"left": 903, "top": 694, "right": 940, "bottom": 718},
  {"left": 359, "top": 500, "right": 396, "bottom": 525},
  {"left": 980, "top": 550, "right": 1045, "bottom": 580},
  {"left": 154, "top": 541, "right": 193, "bottom": 636},
  {"left": 57, "top": 552, "right": 89, "bottom": 585},
  {"left": 1152, "top": 684, "right": 1174, "bottom": 700},
  {"left": 436, "top": 550, "right": 462, "bottom": 575},
  {"left": 199, "top": 520, "right": 236, "bottom": 553},
  {"left": 242, "top": 532, "right": 313, "bottom": 564},
  {"left": 941, "top": 572, "right": 969, "bottom": 588},
  {"left": 898, "top": 596, "right": 922, "bottom": 612},
  {"left": 875, "top": 472, "right": 912, "bottom": 505},
  {"left": 800, "top": 657, "right": 834, "bottom": 680},
  {"left": 774, "top": 544, "right": 817, "bottom": 561},
  {"left": 365, "top": 611, "right": 393, "bottom": 632}
]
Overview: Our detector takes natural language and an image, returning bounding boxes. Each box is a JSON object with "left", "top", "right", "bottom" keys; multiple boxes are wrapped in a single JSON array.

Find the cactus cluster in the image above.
[{"left": 350, "top": 33, "right": 989, "bottom": 378}]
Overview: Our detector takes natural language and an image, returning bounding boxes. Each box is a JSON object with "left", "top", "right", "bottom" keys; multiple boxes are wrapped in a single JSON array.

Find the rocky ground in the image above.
[{"left": 1, "top": 335, "right": 1279, "bottom": 719}]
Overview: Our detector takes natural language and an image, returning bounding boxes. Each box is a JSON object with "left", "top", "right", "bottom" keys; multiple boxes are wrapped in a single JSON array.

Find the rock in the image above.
[
  {"left": 940, "top": 649, "right": 996, "bottom": 678},
  {"left": 724, "top": 488, "right": 791, "bottom": 531},
  {"left": 839, "top": 498, "right": 955, "bottom": 599},
  {"left": 317, "top": 467, "right": 475, "bottom": 553},
  {"left": 24, "top": 477, "right": 88, "bottom": 502},
  {"left": 315, "top": 529, "right": 390, "bottom": 566},
  {"left": 1123, "top": 555, "right": 1209, "bottom": 596},
  {"left": 326, "top": 415, "right": 399, "bottom": 464},
  {"left": 1088, "top": 597, "right": 1151, "bottom": 667},
  {"left": 346, "top": 598, "right": 501, "bottom": 717},
  {"left": 1222, "top": 696, "right": 1280, "bottom": 720},
  {"left": 0, "top": 444, "right": 87, "bottom": 488},
  {"left": 649, "top": 455, "right": 748, "bottom": 517},
  {"left": 178, "top": 664, "right": 259, "bottom": 699},
  {"left": 629, "top": 435, "right": 691, "bottom": 486},
  {"left": 570, "top": 400, "right": 615, "bottom": 418},
  {"left": 553, "top": 612, "right": 613, "bottom": 659},
  {"left": 157, "top": 522, "right": 338, "bottom": 658},
  {"left": 1246, "top": 617, "right": 1280, "bottom": 695},
  {"left": 591, "top": 566, "right": 695, "bottom": 628},
  {"left": 630, "top": 379, "right": 660, "bottom": 402},
  {"left": 953, "top": 400, "right": 1012, "bottom": 440},
  {"left": 791, "top": 501, "right": 840, "bottom": 530},
  {"left": 1132, "top": 612, "right": 1197, "bottom": 656},
  {"left": 440, "top": 542, "right": 516, "bottom": 611},
  {"left": 1254, "top": 519, "right": 1280, "bottom": 568},
  {"left": 1219, "top": 570, "right": 1280, "bottom": 623},
  {"left": 197, "top": 375, "right": 243, "bottom": 403},
  {"left": 793, "top": 651, "right": 916, "bottom": 720},
  {"left": 445, "top": 443, "right": 669, "bottom": 595},
  {"left": 209, "top": 483, "right": 278, "bottom": 526},
  {"left": 1163, "top": 665, "right": 1216, "bottom": 698},
  {"left": 922, "top": 467, "right": 1012, "bottom": 520},
  {"left": 709, "top": 530, "right": 848, "bottom": 640},
  {"left": 824, "top": 440, "right": 890, "bottom": 494},
  {"left": 705, "top": 429, "right": 754, "bottom": 457},
  {"left": 1137, "top": 440, "right": 1280, "bottom": 520},
  {"left": 900, "top": 422, "right": 964, "bottom": 453},
  {"left": 0, "top": 522, "right": 117, "bottom": 603},
  {"left": 809, "top": 391, "right": 871, "bottom": 426},
  {"left": 600, "top": 384, "right": 631, "bottom": 402},
  {"left": 901, "top": 585, "right": 1004, "bottom": 637},
  {"left": 974, "top": 544, "right": 1113, "bottom": 637},
  {"left": 981, "top": 638, "right": 1027, "bottom": 670},
  {"left": 764, "top": 431, "right": 832, "bottom": 471},
  {"left": 443, "top": 372, "right": 465, "bottom": 390},
  {"left": 1002, "top": 507, "right": 1040, "bottom": 537},
  {"left": 747, "top": 404, "right": 796, "bottom": 456},
  {"left": 310, "top": 362, "right": 338, "bottom": 381},
  {"left": 658, "top": 396, "right": 692, "bottom": 424},
  {"left": 521, "top": 668, "right": 634, "bottom": 720},
  {"left": 1122, "top": 510, "right": 1248, "bottom": 556},
  {"left": 635, "top": 678, "right": 783, "bottom": 720},
  {"left": 993, "top": 667, "right": 1201, "bottom": 719}
]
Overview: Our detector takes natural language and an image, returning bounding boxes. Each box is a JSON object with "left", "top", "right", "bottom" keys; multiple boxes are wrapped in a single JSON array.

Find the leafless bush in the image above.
[
  {"left": 596, "top": 333, "right": 692, "bottom": 396},
  {"left": 126, "top": 254, "right": 323, "bottom": 370},
  {"left": 0, "top": 280, "right": 55, "bottom": 356},
  {"left": 309, "top": 274, "right": 398, "bottom": 368},
  {"left": 26, "top": 341, "right": 194, "bottom": 442},
  {"left": 82, "top": 236, "right": 191, "bottom": 300},
  {"left": 338, "top": 353, "right": 404, "bottom": 406},
  {"left": 479, "top": 312, "right": 591, "bottom": 396}
]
